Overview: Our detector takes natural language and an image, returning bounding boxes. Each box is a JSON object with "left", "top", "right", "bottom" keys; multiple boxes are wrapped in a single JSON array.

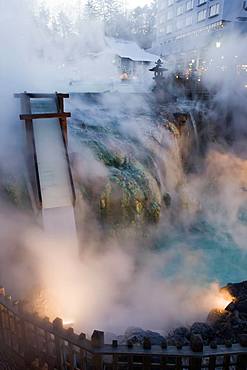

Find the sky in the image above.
[
  {"left": 40, "top": 0, "right": 152, "bottom": 13},
  {"left": 126, "top": 0, "right": 152, "bottom": 7}
]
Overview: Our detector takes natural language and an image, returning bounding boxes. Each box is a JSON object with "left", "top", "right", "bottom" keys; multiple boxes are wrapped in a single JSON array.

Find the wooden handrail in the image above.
[{"left": 0, "top": 289, "right": 247, "bottom": 370}]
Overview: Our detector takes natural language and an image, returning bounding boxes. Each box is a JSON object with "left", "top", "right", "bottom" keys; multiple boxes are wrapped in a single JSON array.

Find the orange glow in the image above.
[
  {"left": 213, "top": 289, "right": 234, "bottom": 312},
  {"left": 63, "top": 320, "right": 74, "bottom": 328}
]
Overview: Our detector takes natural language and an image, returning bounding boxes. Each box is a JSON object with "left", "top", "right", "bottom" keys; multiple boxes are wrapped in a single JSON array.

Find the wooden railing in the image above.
[{"left": 0, "top": 288, "right": 247, "bottom": 370}]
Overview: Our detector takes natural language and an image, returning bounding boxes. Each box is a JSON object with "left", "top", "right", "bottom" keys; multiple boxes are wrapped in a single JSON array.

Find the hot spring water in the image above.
[{"left": 154, "top": 216, "right": 247, "bottom": 285}]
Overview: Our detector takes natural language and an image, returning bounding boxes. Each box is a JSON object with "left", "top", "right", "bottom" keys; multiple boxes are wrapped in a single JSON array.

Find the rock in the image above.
[
  {"left": 143, "top": 337, "right": 151, "bottom": 350},
  {"left": 207, "top": 309, "right": 226, "bottom": 325},
  {"left": 161, "top": 340, "right": 167, "bottom": 349},
  {"left": 235, "top": 299, "right": 247, "bottom": 314},
  {"left": 225, "top": 339, "right": 232, "bottom": 348},
  {"left": 224, "top": 281, "right": 247, "bottom": 301},
  {"left": 167, "top": 327, "right": 190, "bottom": 346},
  {"left": 190, "top": 334, "right": 203, "bottom": 352},
  {"left": 190, "top": 322, "right": 215, "bottom": 342},
  {"left": 239, "top": 334, "right": 247, "bottom": 347},
  {"left": 123, "top": 327, "right": 165, "bottom": 346},
  {"left": 225, "top": 302, "right": 236, "bottom": 312},
  {"left": 210, "top": 341, "right": 217, "bottom": 349}
]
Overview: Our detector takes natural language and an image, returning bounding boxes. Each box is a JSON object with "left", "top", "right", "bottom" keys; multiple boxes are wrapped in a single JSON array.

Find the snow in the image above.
[{"left": 106, "top": 37, "right": 159, "bottom": 62}]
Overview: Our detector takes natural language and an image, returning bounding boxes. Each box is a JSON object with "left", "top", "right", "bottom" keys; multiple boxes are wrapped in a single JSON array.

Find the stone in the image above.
[
  {"left": 161, "top": 340, "right": 167, "bottom": 349},
  {"left": 210, "top": 341, "right": 217, "bottom": 349},
  {"left": 236, "top": 299, "right": 247, "bottom": 314},
  {"left": 239, "top": 334, "right": 247, "bottom": 347},
  {"left": 143, "top": 337, "right": 151, "bottom": 350},
  {"left": 224, "top": 281, "right": 247, "bottom": 301},
  {"left": 190, "top": 322, "right": 215, "bottom": 342},
  {"left": 124, "top": 327, "right": 165, "bottom": 345},
  {"left": 167, "top": 326, "right": 190, "bottom": 346},
  {"left": 190, "top": 334, "right": 203, "bottom": 352}
]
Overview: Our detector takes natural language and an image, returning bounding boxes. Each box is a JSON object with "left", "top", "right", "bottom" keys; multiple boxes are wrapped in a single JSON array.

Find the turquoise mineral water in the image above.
[{"left": 154, "top": 212, "right": 247, "bottom": 286}]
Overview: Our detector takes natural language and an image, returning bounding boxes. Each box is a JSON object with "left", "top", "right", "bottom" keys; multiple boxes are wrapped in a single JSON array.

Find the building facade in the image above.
[{"left": 154, "top": 0, "right": 247, "bottom": 70}]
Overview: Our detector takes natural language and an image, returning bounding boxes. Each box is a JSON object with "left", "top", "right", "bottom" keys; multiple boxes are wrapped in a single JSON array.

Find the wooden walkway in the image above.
[{"left": 0, "top": 288, "right": 247, "bottom": 370}]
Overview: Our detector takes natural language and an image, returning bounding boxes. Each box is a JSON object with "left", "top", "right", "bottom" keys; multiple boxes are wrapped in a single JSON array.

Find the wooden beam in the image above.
[
  {"left": 15, "top": 93, "right": 69, "bottom": 99},
  {"left": 20, "top": 112, "right": 71, "bottom": 120}
]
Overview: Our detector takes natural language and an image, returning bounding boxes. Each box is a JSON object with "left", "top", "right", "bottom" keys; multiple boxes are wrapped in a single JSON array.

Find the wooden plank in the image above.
[
  {"left": 223, "top": 354, "right": 230, "bottom": 370},
  {"left": 208, "top": 356, "right": 216, "bottom": 370},
  {"left": 160, "top": 356, "right": 167, "bottom": 370},
  {"left": 189, "top": 357, "right": 202, "bottom": 370},
  {"left": 176, "top": 356, "right": 183, "bottom": 370},
  {"left": 112, "top": 354, "right": 118, "bottom": 370},
  {"left": 20, "top": 112, "right": 71, "bottom": 120},
  {"left": 128, "top": 355, "right": 133, "bottom": 370},
  {"left": 142, "top": 355, "right": 152, "bottom": 370},
  {"left": 236, "top": 353, "right": 247, "bottom": 370}
]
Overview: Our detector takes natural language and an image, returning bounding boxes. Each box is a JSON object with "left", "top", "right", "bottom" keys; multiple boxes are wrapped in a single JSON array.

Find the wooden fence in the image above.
[{"left": 0, "top": 288, "right": 247, "bottom": 370}]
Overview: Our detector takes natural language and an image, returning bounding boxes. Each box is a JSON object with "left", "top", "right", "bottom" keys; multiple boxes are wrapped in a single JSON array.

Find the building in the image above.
[
  {"left": 106, "top": 37, "right": 158, "bottom": 81},
  {"left": 153, "top": 0, "right": 247, "bottom": 71},
  {"left": 68, "top": 37, "right": 159, "bottom": 93}
]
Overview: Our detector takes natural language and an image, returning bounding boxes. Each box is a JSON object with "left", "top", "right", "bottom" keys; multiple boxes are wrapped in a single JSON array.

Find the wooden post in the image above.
[
  {"left": 53, "top": 318, "right": 64, "bottom": 370},
  {"left": 143, "top": 355, "right": 152, "bottom": 370},
  {"left": 237, "top": 353, "right": 247, "bottom": 370},
  {"left": 0, "top": 288, "right": 5, "bottom": 342},
  {"left": 128, "top": 355, "right": 133, "bottom": 370},
  {"left": 160, "top": 356, "right": 167, "bottom": 370},
  {"left": 91, "top": 330, "right": 104, "bottom": 370},
  {"left": 208, "top": 356, "right": 216, "bottom": 370},
  {"left": 112, "top": 354, "right": 118, "bottom": 370},
  {"left": 176, "top": 356, "right": 183, "bottom": 370},
  {"left": 20, "top": 93, "right": 42, "bottom": 209},
  {"left": 189, "top": 356, "right": 202, "bottom": 370},
  {"left": 223, "top": 354, "right": 230, "bottom": 370}
]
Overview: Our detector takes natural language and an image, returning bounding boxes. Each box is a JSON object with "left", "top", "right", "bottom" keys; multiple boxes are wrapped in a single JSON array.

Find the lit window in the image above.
[
  {"left": 198, "top": 0, "right": 206, "bottom": 5},
  {"left": 197, "top": 9, "right": 207, "bottom": 22},
  {"left": 177, "top": 5, "right": 184, "bottom": 16},
  {"left": 209, "top": 3, "right": 220, "bottom": 17},
  {"left": 185, "top": 15, "right": 193, "bottom": 26},
  {"left": 186, "top": 0, "right": 193, "bottom": 11}
]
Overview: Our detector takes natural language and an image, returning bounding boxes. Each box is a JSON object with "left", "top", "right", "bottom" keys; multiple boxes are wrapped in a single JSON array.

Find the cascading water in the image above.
[{"left": 69, "top": 92, "right": 247, "bottom": 290}]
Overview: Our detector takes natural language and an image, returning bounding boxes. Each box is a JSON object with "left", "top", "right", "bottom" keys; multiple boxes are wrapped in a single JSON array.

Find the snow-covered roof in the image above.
[{"left": 106, "top": 37, "right": 159, "bottom": 63}]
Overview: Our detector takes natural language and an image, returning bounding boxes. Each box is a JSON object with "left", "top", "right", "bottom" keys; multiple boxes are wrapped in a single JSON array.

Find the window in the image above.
[
  {"left": 209, "top": 3, "right": 220, "bottom": 17},
  {"left": 197, "top": 8, "right": 207, "bottom": 21},
  {"left": 176, "top": 18, "right": 184, "bottom": 29},
  {"left": 198, "top": 0, "right": 206, "bottom": 5},
  {"left": 186, "top": 0, "right": 193, "bottom": 11},
  {"left": 177, "top": 5, "right": 184, "bottom": 15},
  {"left": 185, "top": 14, "right": 193, "bottom": 26},
  {"left": 168, "top": 0, "right": 174, "bottom": 6},
  {"left": 167, "top": 9, "right": 174, "bottom": 20},
  {"left": 166, "top": 24, "right": 173, "bottom": 33}
]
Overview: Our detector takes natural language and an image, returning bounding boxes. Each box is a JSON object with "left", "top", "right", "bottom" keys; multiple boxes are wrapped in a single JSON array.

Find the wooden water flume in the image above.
[{"left": 15, "top": 92, "right": 77, "bottom": 239}]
